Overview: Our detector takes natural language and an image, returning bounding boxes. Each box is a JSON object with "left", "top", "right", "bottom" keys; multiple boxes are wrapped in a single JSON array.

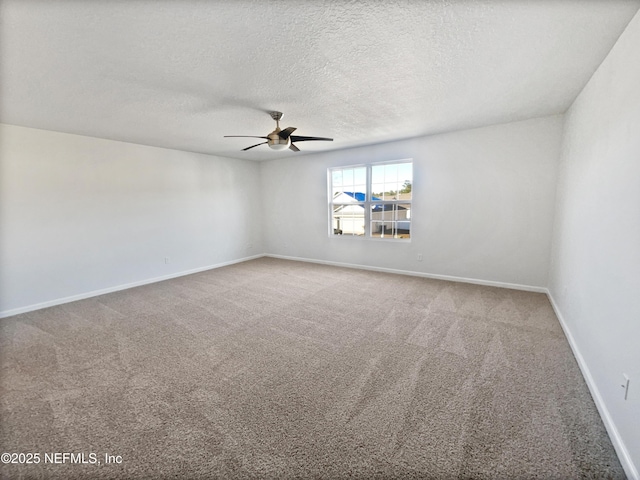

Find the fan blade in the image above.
[
  {"left": 242, "top": 142, "right": 267, "bottom": 151},
  {"left": 224, "top": 135, "right": 269, "bottom": 139},
  {"left": 289, "top": 135, "right": 333, "bottom": 142},
  {"left": 289, "top": 143, "right": 300, "bottom": 152},
  {"left": 278, "top": 127, "right": 297, "bottom": 139}
]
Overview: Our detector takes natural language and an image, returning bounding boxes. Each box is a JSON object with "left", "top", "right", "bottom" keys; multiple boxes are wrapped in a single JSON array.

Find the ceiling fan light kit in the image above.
[{"left": 224, "top": 111, "right": 333, "bottom": 152}]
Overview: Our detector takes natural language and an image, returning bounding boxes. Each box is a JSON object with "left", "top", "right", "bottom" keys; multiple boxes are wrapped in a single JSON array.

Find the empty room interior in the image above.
[{"left": 1, "top": 1, "right": 639, "bottom": 479}]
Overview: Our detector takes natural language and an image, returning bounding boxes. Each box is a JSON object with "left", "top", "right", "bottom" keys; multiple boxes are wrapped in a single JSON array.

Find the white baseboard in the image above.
[
  {"left": 1, "top": 253, "right": 545, "bottom": 318},
  {"left": 265, "top": 254, "right": 547, "bottom": 293},
  {"left": 0, "top": 254, "right": 265, "bottom": 319},
  {"left": 546, "top": 290, "right": 638, "bottom": 480}
]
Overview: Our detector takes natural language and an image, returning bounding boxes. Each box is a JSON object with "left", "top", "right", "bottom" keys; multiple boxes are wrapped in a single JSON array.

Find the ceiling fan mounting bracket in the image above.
[{"left": 269, "top": 111, "right": 283, "bottom": 122}]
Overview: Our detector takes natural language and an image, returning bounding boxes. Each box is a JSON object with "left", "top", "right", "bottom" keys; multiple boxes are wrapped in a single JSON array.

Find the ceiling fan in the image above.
[{"left": 225, "top": 111, "right": 333, "bottom": 152}]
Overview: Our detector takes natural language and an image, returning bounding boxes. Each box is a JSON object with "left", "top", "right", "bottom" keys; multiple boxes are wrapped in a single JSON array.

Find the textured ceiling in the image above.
[{"left": 1, "top": 1, "right": 639, "bottom": 161}]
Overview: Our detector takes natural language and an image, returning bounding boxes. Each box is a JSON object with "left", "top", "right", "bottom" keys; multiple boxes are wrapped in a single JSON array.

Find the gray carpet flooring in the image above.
[{"left": 0, "top": 257, "right": 625, "bottom": 479}]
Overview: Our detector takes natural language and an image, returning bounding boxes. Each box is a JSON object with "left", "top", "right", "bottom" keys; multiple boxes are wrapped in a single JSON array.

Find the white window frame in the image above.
[{"left": 328, "top": 159, "right": 412, "bottom": 241}]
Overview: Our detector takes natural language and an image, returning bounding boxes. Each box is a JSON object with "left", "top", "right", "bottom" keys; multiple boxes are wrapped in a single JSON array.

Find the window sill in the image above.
[{"left": 329, "top": 234, "right": 411, "bottom": 243}]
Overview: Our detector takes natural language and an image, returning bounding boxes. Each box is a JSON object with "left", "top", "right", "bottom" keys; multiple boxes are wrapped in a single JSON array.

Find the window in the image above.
[{"left": 329, "top": 160, "right": 412, "bottom": 239}]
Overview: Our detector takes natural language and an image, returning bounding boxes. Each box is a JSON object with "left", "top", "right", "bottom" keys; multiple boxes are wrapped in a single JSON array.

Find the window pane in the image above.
[
  {"left": 370, "top": 203, "right": 411, "bottom": 239},
  {"left": 332, "top": 167, "right": 366, "bottom": 203},
  {"left": 354, "top": 184, "right": 366, "bottom": 198},
  {"left": 371, "top": 165, "right": 385, "bottom": 185},
  {"left": 397, "top": 163, "right": 412, "bottom": 181},
  {"left": 342, "top": 169, "right": 354, "bottom": 186},
  {"left": 397, "top": 162, "right": 412, "bottom": 200},
  {"left": 332, "top": 204, "right": 364, "bottom": 236},
  {"left": 333, "top": 190, "right": 365, "bottom": 202},
  {"left": 372, "top": 162, "right": 413, "bottom": 200},
  {"left": 384, "top": 164, "right": 398, "bottom": 183},
  {"left": 371, "top": 183, "right": 385, "bottom": 200}
]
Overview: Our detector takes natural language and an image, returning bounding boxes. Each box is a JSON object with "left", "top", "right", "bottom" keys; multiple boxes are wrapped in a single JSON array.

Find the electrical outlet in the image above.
[
  {"left": 417, "top": 253, "right": 423, "bottom": 261},
  {"left": 164, "top": 257, "right": 170, "bottom": 264},
  {"left": 622, "top": 374, "right": 630, "bottom": 400}
]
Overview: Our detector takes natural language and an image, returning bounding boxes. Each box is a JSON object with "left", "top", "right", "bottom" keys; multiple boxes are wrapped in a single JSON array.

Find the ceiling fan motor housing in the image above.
[{"left": 268, "top": 130, "right": 290, "bottom": 150}]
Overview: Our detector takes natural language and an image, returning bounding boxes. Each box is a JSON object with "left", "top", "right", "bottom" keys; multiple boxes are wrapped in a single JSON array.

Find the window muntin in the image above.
[
  {"left": 329, "top": 161, "right": 412, "bottom": 240},
  {"left": 370, "top": 203, "right": 411, "bottom": 239},
  {"left": 371, "top": 163, "right": 412, "bottom": 201}
]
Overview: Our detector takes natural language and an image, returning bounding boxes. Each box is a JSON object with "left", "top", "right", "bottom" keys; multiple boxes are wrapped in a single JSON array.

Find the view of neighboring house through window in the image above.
[{"left": 329, "top": 160, "right": 412, "bottom": 239}]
